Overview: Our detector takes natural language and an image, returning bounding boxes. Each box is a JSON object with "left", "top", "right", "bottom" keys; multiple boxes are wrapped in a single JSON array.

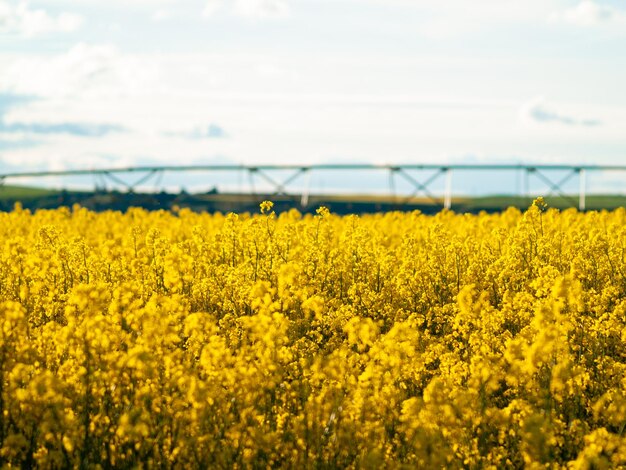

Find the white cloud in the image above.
[
  {"left": 0, "top": 43, "right": 159, "bottom": 99},
  {"left": 162, "top": 123, "right": 227, "bottom": 139},
  {"left": 561, "top": 1, "right": 625, "bottom": 27},
  {"left": 549, "top": 0, "right": 626, "bottom": 29},
  {"left": 151, "top": 9, "right": 171, "bottom": 22},
  {"left": 1, "top": 45, "right": 623, "bottom": 176},
  {"left": 203, "top": 0, "right": 290, "bottom": 19},
  {"left": 235, "top": 0, "right": 289, "bottom": 18},
  {"left": 0, "top": 0, "right": 82, "bottom": 37},
  {"left": 520, "top": 97, "right": 601, "bottom": 127},
  {"left": 355, "top": 0, "right": 625, "bottom": 38},
  {"left": 430, "top": 1, "right": 555, "bottom": 38},
  {"left": 202, "top": 0, "right": 222, "bottom": 17}
]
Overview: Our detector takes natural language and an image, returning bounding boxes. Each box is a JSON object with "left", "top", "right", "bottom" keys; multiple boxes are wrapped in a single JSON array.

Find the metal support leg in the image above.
[
  {"left": 300, "top": 169, "right": 311, "bottom": 208},
  {"left": 532, "top": 168, "right": 579, "bottom": 207},
  {"left": 525, "top": 168, "right": 531, "bottom": 206},
  {"left": 254, "top": 168, "right": 307, "bottom": 196},
  {"left": 154, "top": 170, "right": 164, "bottom": 192},
  {"left": 389, "top": 168, "right": 397, "bottom": 207},
  {"left": 444, "top": 168, "right": 452, "bottom": 210},
  {"left": 248, "top": 169, "right": 257, "bottom": 196},
  {"left": 104, "top": 169, "right": 159, "bottom": 193},
  {"left": 396, "top": 168, "right": 446, "bottom": 207},
  {"left": 579, "top": 169, "right": 586, "bottom": 211}
]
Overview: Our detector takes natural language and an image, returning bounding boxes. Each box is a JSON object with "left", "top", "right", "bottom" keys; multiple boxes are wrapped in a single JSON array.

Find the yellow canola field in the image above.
[{"left": 1, "top": 199, "right": 626, "bottom": 469}]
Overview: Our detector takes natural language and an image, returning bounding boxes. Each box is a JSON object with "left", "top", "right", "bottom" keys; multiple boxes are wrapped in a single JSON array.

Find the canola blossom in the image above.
[{"left": 1, "top": 200, "right": 626, "bottom": 468}]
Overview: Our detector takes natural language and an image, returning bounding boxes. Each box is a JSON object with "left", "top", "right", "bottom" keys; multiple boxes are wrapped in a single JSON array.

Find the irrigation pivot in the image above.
[{"left": 1, "top": 163, "right": 624, "bottom": 211}]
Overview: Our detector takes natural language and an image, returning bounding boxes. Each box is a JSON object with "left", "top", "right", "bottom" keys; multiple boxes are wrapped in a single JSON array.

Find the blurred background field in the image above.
[{"left": 3, "top": 183, "right": 626, "bottom": 214}]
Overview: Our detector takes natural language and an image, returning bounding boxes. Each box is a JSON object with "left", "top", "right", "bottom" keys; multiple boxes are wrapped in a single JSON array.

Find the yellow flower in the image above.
[
  {"left": 532, "top": 196, "right": 547, "bottom": 210},
  {"left": 315, "top": 206, "right": 330, "bottom": 218},
  {"left": 0, "top": 199, "right": 623, "bottom": 468},
  {"left": 260, "top": 200, "right": 274, "bottom": 214}
]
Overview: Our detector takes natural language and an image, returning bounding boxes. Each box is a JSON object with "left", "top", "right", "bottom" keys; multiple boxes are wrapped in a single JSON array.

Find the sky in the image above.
[{"left": 1, "top": 0, "right": 626, "bottom": 194}]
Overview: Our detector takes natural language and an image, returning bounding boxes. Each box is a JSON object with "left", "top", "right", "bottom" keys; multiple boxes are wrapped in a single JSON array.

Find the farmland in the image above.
[
  {"left": 0, "top": 200, "right": 625, "bottom": 467},
  {"left": 3, "top": 183, "right": 626, "bottom": 214}
]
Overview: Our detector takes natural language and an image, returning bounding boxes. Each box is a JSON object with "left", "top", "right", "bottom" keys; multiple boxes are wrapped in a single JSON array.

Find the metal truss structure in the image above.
[{"left": 1, "top": 163, "right": 625, "bottom": 211}]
